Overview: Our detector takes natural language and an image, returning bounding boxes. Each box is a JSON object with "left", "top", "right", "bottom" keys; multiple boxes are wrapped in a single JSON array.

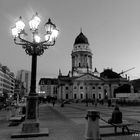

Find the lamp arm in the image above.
[
  {"left": 42, "top": 40, "right": 56, "bottom": 49},
  {"left": 39, "top": 35, "right": 51, "bottom": 46},
  {"left": 47, "top": 39, "right": 56, "bottom": 46},
  {"left": 18, "top": 34, "right": 34, "bottom": 46},
  {"left": 14, "top": 38, "right": 27, "bottom": 46}
]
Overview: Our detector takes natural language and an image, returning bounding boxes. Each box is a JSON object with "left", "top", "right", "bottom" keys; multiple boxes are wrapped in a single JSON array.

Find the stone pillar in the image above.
[
  {"left": 95, "top": 84, "right": 98, "bottom": 99},
  {"left": 109, "top": 84, "right": 112, "bottom": 98},
  {"left": 85, "top": 110, "right": 101, "bottom": 140},
  {"left": 82, "top": 55, "right": 84, "bottom": 67},
  {"left": 90, "top": 56, "right": 92, "bottom": 69}
]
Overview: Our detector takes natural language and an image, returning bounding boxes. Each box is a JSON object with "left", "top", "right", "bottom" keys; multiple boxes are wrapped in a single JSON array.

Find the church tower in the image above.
[{"left": 71, "top": 31, "right": 93, "bottom": 76}]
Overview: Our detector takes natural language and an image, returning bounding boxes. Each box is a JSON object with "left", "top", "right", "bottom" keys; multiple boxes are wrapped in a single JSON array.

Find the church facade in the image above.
[
  {"left": 39, "top": 31, "right": 131, "bottom": 100},
  {"left": 57, "top": 31, "right": 130, "bottom": 100}
]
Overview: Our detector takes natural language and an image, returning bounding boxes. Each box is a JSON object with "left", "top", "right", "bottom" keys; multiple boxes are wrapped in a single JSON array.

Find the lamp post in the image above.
[{"left": 11, "top": 13, "right": 58, "bottom": 135}]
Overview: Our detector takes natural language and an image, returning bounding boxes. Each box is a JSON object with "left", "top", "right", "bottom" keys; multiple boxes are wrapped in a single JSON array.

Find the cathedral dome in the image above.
[{"left": 74, "top": 32, "right": 89, "bottom": 45}]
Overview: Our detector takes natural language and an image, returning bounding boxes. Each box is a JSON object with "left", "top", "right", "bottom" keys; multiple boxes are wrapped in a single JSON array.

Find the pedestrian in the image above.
[
  {"left": 22, "top": 106, "right": 26, "bottom": 114},
  {"left": 108, "top": 106, "right": 122, "bottom": 124},
  {"left": 61, "top": 102, "right": 64, "bottom": 107},
  {"left": 108, "top": 99, "right": 111, "bottom": 107},
  {"left": 52, "top": 100, "right": 55, "bottom": 107}
]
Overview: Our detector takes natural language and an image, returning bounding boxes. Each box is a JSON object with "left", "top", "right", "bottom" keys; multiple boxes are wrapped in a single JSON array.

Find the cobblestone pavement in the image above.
[
  {"left": 0, "top": 104, "right": 85, "bottom": 140},
  {"left": 0, "top": 103, "right": 140, "bottom": 140},
  {"left": 52, "top": 102, "right": 140, "bottom": 140}
]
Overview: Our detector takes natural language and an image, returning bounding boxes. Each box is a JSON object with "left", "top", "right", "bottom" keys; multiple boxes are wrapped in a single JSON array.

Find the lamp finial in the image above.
[{"left": 80, "top": 27, "right": 82, "bottom": 33}]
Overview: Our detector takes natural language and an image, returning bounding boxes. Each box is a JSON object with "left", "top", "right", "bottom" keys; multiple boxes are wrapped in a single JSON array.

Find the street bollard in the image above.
[{"left": 85, "top": 110, "right": 101, "bottom": 140}]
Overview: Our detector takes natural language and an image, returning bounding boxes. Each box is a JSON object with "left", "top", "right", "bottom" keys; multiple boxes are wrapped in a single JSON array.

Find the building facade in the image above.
[
  {"left": 16, "top": 70, "right": 31, "bottom": 95},
  {"left": 39, "top": 31, "right": 131, "bottom": 100},
  {"left": 0, "top": 64, "right": 15, "bottom": 97},
  {"left": 39, "top": 78, "right": 58, "bottom": 98},
  {"left": 57, "top": 31, "right": 130, "bottom": 100}
]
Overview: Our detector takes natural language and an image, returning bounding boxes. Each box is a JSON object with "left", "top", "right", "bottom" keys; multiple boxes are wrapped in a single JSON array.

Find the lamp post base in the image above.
[
  {"left": 22, "top": 120, "right": 40, "bottom": 133},
  {"left": 11, "top": 128, "right": 49, "bottom": 138},
  {"left": 11, "top": 95, "right": 49, "bottom": 138},
  {"left": 21, "top": 95, "right": 41, "bottom": 133}
]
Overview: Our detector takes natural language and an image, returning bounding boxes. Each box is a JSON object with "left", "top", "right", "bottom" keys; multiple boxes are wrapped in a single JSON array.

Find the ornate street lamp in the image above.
[{"left": 11, "top": 13, "right": 59, "bottom": 136}]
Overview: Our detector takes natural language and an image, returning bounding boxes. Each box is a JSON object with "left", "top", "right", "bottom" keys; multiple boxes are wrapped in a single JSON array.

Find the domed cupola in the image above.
[
  {"left": 74, "top": 32, "right": 89, "bottom": 45},
  {"left": 71, "top": 31, "right": 93, "bottom": 76}
]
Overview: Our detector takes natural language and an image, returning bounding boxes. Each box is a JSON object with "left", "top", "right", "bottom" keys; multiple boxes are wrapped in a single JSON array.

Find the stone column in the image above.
[{"left": 85, "top": 110, "right": 101, "bottom": 140}]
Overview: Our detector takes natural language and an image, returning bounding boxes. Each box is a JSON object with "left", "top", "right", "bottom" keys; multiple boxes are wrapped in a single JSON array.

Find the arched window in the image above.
[
  {"left": 74, "top": 94, "right": 77, "bottom": 99},
  {"left": 66, "top": 94, "right": 68, "bottom": 99},
  {"left": 99, "top": 94, "right": 101, "bottom": 99},
  {"left": 93, "top": 94, "right": 95, "bottom": 99}
]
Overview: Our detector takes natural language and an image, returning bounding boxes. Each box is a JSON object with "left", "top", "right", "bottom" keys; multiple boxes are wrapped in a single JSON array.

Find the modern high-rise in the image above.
[{"left": 16, "top": 70, "right": 31, "bottom": 95}]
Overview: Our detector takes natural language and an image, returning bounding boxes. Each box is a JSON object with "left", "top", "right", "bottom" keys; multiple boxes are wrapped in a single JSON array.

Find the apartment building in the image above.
[
  {"left": 0, "top": 64, "right": 15, "bottom": 97},
  {"left": 39, "top": 78, "right": 58, "bottom": 98}
]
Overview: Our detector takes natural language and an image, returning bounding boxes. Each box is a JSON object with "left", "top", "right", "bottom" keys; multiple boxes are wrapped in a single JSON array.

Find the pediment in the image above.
[{"left": 75, "top": 74, "right": 102, "bottom": 81}]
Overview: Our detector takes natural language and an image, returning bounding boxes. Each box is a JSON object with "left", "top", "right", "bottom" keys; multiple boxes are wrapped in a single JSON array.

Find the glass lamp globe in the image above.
[
  {"left": 51, "top": 28, "right": 59, "bottom": 39},
  {"left": 44, "top": 18, "right": 55, "bottom": 34},
  {"left": 34, "top": 34, "right": 41, "bottom": 43},
  {"left": 16, "top": 16, "right": 25, "bottom": 33},
  {"left": 44, "top": 34, "right": 50, "bottom": 41},
  {"left": 11, "top": 27, "right": 18, "bottom": 37},
  {"left": 29, "top": 13, "right": 41, "bottom": 31}
]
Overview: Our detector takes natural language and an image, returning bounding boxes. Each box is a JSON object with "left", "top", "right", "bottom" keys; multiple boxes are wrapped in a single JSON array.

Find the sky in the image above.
[{"left": 1, "top": 0, "right": 140, "bottom": 83}]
